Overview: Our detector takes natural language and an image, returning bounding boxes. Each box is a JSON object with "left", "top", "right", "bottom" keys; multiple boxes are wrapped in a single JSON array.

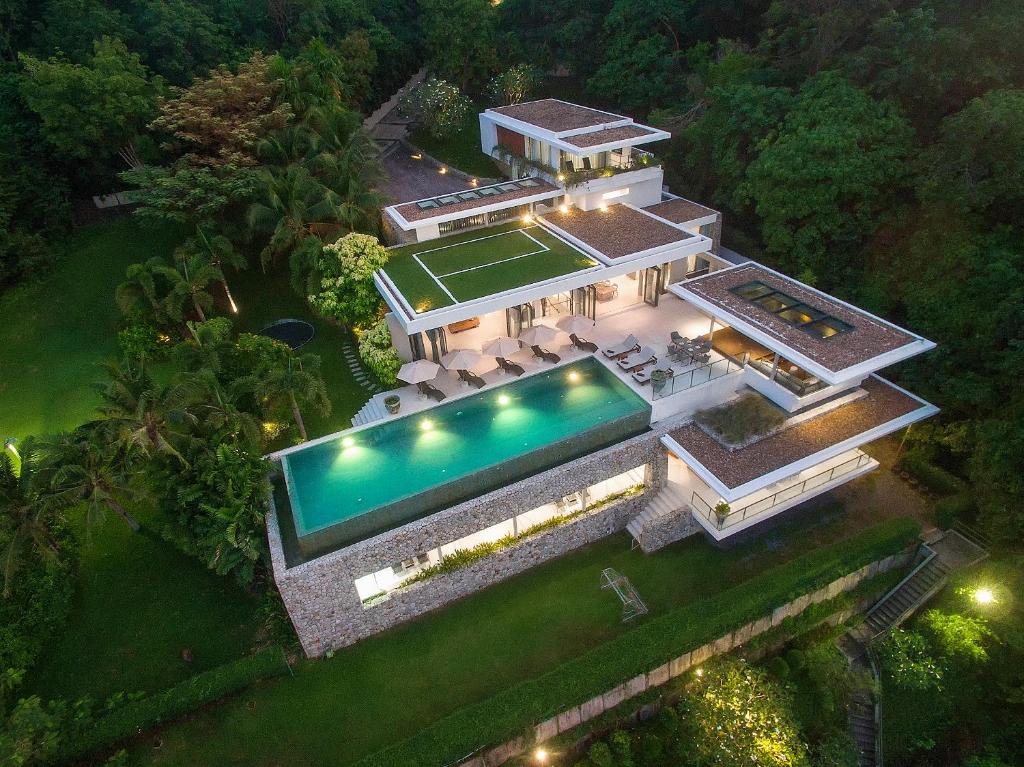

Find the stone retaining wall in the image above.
[
  {"left": 270, "top": 418, "right": 693, "bottom": 656},
  {"left": 460, "top": 548, "right": 915, "bottom": 767}
]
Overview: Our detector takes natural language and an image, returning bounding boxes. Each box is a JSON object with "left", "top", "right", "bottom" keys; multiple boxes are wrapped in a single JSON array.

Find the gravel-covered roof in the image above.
[
  {"left": 564, "top": 125, "right": 658, "bottom": 148},
  {"left": 681, "top": 264, "right": 919, "bottom": 373},
  {"left": 669, "top": 378, "right": 924, "bottom": 488},
  {"left": 542, "top": 205, "right": 694, "bottom": 259},
  {"left": 646, "top": 198, "right": 719, "bottom": 224},
  {"left": 490, "top": 99, "right": 622, "bottom": 132},
  {"left": 393, "top": 179, "right": 560, "bottom": 223}
]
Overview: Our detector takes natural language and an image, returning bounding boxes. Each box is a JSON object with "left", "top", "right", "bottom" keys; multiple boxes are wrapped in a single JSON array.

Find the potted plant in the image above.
[
  {"left": 713, "top": 501, "right": 731, "bottom": 526},
  {"left": 651, "top": 368, "right": 671, "bottom": 396},
  {"left": 384, "top": 394, "right": 401, "bottom": 415}
]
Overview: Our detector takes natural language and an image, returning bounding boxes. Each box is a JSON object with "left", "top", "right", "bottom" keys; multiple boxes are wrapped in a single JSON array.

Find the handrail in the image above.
[
  {"left": 865, "top": 642, "right": 884, "bottom": 767},
  {"left": 864, "top": 545, "right": 935, "bottom": 622},
  {"left": 692, "top": 452, "right": 874, "bottom": 530},
  {"left": 651, "top": 356, "right": 743, "bottom": 400}
]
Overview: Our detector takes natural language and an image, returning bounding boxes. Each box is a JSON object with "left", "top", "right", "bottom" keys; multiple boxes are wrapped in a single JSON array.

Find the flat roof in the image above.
[
  {"left": 646, "top": 198, "right": 719, "bottom": 225},
  {"left": 541, "top": 204, "right": 695, "bottom": 260},
  {"left": 489, "top": 99, "right": 622, "bottom": 132},
  {"left": 391, "top": 177, "right": 561, "bottom": 224},
  {"left": 667, "top": 377, "right": 934, "bottom": 492},
  {"left": 379, "top": 222, "right": 599, "bottom": 314},
  {"left": 564, "top": 125, "right": 660, "bottom": 148},
  {"left": 676, "top": 264, "right": 930, "bottom": 377}
]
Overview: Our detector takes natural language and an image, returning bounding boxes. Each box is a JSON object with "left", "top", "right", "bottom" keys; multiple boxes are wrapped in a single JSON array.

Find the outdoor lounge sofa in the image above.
[
  {"left": 416, "top": 381, "right": 447, "bottom": 401},
  {"left": 457, "top": 369, "right": 486, "bottom": 389},
  {"left": 531, "top": 345, "right": 561, "bottom": 364},
  {"left": 570, "top": 333, "right": 598, "bottom": 353},
  {"left": 617, "top": 346, "right": 658, "bottom": 372},
  {"left": 603, "top": 334, "right": 641, "bottom": 359},
  {"left": 496, "top": 357, "right": 525, "bottom": 376}
]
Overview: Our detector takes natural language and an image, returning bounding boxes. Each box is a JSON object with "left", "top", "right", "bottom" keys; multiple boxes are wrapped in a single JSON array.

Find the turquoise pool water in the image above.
[{"left": 280, "top": 357, "right": 650, "bottom": 553}]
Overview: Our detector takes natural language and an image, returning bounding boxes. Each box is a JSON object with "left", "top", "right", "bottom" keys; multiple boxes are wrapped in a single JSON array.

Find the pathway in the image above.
[{"left": 341, "top": 338, "right": 383, "bottom": 397}]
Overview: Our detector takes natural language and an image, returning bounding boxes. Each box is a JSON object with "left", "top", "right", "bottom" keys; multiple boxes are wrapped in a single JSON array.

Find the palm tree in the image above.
[
  {"left": 193, "top": 228, "right": 247, "bottom": 314},
  {"left": 1, "top": 442, "right": 59, "bottom": 598},
  {"left": 178, "top": 368, "right": 262, "bottom": 447},
  {"left": 116, "top": 257, "right": 168, "bottom": 323},
  {"left": 158, "top": 252, "right": 224, "bottom": 323},
  {"left": 261, "top": 354, "right": 331, "bottom": 442},
  {"left": 41, "top": 429, "right": 142, "bottom": 533},
  {"left": 247, "top": 164, "right": 340, "bottom": 268},
  {"left": 95, "top": 359, "right": 193, "bottom": 464}
]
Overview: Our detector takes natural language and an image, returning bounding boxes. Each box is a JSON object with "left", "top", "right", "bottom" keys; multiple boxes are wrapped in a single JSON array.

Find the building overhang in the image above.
[
  {"left": 660, "top": 375, "right": 938, "bottom": 503},
  {"left": 483, "top": 108, "right": 669, "bottom": 155},
  {"left": 384, "top": 186, "right": 563, "bottom": 232}
]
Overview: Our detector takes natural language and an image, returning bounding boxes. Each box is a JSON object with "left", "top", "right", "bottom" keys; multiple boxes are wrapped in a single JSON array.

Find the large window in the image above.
[{"left": 729, "top": 280, "right": 853, "bottom": 339}]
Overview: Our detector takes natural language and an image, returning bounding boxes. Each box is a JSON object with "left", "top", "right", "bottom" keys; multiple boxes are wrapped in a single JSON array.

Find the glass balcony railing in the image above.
[
  {"left": 690, "top": 452, "right": 875, "bottom": 531},
  {"left": 651, "top": 356, "right": 744, "bottom": 400},
  {"left": 748, "top": 358, "right": 829, "bottom": 398}
]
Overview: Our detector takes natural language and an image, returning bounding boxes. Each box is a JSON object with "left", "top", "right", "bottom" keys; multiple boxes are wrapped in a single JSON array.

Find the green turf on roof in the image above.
[{"left": 382, "top": 223, "right": 598, "bottom": 313}]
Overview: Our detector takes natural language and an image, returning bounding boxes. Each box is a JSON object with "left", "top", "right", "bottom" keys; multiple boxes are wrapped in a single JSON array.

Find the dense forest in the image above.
[{"left": 1, "top": 0, "right": 1023, "bottom": 764}]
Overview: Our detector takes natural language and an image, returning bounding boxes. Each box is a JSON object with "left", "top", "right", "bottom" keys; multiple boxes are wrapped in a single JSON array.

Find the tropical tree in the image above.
[
  {"left": 260, "top": 354, "right": 330, "bottom": 442},
  {"left": 177, "top": 368, "right": 262, "bottom": 447},
  {"left": 398, "top": 77, "right": 472, "bottom": 139},
  {"left": 247, "top": 164, "right": 338, "bottom": 268},
  {"left": 0, "top": 444, "right": 59, "bottom": 598},
  {"left": 308, "top": 232, "right": 388, "bottom": 328},
  {"left": 419, "top": 0, "right": 499, "bottom": 90},
  {"left": 116, "top": 257, "right": 168, "bottom": 323},
  {"left": 95, "top": 359, "right": 192, "bottom": 463},
  {"left": 488, "top": 64, "right": 541, "bottom": 105},
  {"left": 158, "top": 251, "right": 224, "bottom": 323},
  {"left": 40, "top": 429, "right": 141, "bottom": 532}
]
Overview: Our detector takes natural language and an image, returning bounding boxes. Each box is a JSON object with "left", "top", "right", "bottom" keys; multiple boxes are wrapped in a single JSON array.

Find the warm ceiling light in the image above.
[
  {"left": 559, "top": 204, "right": 569, "bottom": 214},
  {"left": 521, "top": 213, "right": 533, "bottom": 223}
]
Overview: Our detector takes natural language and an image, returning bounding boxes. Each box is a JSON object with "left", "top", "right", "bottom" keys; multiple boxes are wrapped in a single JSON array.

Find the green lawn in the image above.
[
  {"left": 132, "top": 504, "right": 914, "bottom": 767},
  {"left": 0, "top": 217, "right": 185, "bottom": 441},
  {"left": 409, "top": 108, "right": 502, "bottom": 180},
  {"left": 28, "top": 501, "right": 262, "bottom": 702},
  {"left": 383, "top": 222, "right": 597, "bottom": 312}
]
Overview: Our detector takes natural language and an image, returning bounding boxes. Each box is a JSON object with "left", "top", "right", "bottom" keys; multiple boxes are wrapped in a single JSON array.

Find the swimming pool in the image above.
[{"left": 279, "top": 357, "right": 650, "bottom": 557}]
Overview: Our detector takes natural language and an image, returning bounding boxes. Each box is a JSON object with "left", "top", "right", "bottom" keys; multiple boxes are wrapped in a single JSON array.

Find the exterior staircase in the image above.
[
  {"left": 861, "top": 547, "right": 950, "bottom": 639},
  {"left": 626, "top": 483, "right": 689, "bottom": 552},
  {"left": 352, "top": 397, "right": 387, "bottom": 427}
]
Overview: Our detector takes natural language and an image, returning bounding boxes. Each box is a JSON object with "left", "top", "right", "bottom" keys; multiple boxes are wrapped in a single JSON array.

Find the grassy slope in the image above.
[
  {"left": 0, "top": 217, "right": 185, "bottom": 441},
  {"left": 409, "top": 107, "right": 502, "bottom": 180},
  {"left": 134, "top": 504, "right": 913, "bottom": 767}
]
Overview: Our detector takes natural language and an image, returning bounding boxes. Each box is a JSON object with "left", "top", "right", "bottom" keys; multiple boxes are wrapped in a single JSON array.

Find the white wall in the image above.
[
  {"left": 742, "top": 366, "right": 865, "bottom": 413},
  {"left": 479, "top": 113, "right": 498, "bottom": 157},
  {"left": 565, "top": 167, "right": 665, "bottom": 211}
]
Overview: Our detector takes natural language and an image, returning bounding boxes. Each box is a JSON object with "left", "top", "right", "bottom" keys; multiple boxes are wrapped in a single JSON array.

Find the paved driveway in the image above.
[{"left": 380, "top": 148, "right": 471, "bottom": 205}]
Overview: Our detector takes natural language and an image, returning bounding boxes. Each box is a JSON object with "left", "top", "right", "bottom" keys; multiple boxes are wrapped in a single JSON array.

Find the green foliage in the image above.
[
  {"left": 741, "top": 71, "right": 915, "bottom": 282},
  {"left": 487, "top": 64, "right": 541, "bottom": 105},
  {"left": 878, "top": 627, "right": 945, "bottom": 691},
  {"left": 418, "top": 0, "right": 498, "bottom": 90},
  {"left": 57, "top": 647, "right": 289, "bottom": 763},
  {"left": 308, "top": 233, "right": 388, "bottom": 328},
  {"left": 898, "top": 451, "right": 969, "bottom": 497},
  {"left": 18, "top": 37, "right": 161, "bottom": 176},
  {"left": 695, "top": 392, "right": 786, "bottom": 445},
  {"left": 357, "top": 317, "right": 400, "bottom": 387},
  {"left": 355, "top": 518, "right": 918, "bottom": 767},
  {"left": 116, "top": 323, "right": 165, "bottom": 363},
  {"left": 682, "top": 658, "right": 809, "bottom": 767},
  {"left": 122, "top": 164, "right": 260, "bottom": 228},
  {"left": 0, "top": 695, "right": 91, "bottom": 766},
  {"left": 399, "top": 77, "right": 473, "bottom": 139}
]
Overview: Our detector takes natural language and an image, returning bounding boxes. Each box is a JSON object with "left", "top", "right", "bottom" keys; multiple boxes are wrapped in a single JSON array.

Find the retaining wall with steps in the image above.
[{"left": 625, "top": 484, "right": 696, "bottom": 553}]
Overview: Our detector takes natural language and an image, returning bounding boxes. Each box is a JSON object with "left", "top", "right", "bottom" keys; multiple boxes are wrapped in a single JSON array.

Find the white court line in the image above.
[
  {"left": 435, "top": 246, "right": 550, "bottom": 278},
  {"left": 412, "top": 253, "right": 458, "bottom": 303}
]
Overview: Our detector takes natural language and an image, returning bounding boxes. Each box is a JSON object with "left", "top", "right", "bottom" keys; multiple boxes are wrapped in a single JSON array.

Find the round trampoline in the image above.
[{"left": 259, "top": 319, "right": 316, "bottom": 350}]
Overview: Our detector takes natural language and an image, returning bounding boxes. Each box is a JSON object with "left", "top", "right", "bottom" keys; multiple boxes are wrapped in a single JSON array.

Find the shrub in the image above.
[
  {"left": 59, "top": 647, "right": 289, "bottom": 762},
  {"left": 357, "top": 317, "right": 400, "bottom": 387},
  {"left": 638, "top": 732, "right": 662, "bottom": 764},
  {"left": 609, "top": 729, "right": 634, "bottom": 766},
  {"left": 116, "top": 323, "right": 165, "bottom": 361},
  {"left": 899, "top": 451, "right": 969, "bottom": 496},
  {"left": 488, "top": 64, "right": 541, "bottom": 106},
  {"left": 695, "top": 393, "right": 786, "bottom": 445},
  {"left": 308, "top": 233, "right": 388, "bottom": 329},
  {"left": 587, "top": 741, "right": 613, "bottom": 767},
  {"left": 785, "top": 648, "right": 806, "bottom": 672},
  {"left": 934, "top": 492, "right": 975, "bottom": 528},
  {"left": 398, "top": 77, "right": 471, "bottom": 139},
  {"left": 765, "top": 655, "right": 791, "bottom": 679}
]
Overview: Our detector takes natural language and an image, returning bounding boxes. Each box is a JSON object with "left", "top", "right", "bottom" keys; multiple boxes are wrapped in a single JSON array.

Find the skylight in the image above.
[
  {"left": 730, "top": 280, "right": 853, "bottom": 339},
  {"left": 412, "top": 178, "right": 541, "bottom": 211}
]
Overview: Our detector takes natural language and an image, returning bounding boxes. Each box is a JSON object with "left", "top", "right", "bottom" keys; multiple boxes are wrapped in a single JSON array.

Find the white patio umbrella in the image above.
[
  {"left": 397, "top": 358, "right": 441, "bottom": 384},
  {"left": 439, "top": 348, "right": 483, "bottom": 370},
  {"left": 556, "top": 314, "right": 596, "bottom": 336},
  {"left": 481, "top": 337, "right": 522, "bottom": 357},
  {"left": 518, "top": 324, "right": 561, "bottom": 346}
]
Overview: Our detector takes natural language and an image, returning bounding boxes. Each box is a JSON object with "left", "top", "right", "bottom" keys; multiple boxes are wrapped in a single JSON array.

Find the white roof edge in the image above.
[
  {"left": 384, "top": 186, "right": 563, "bottom": 231},
  {"left": 482, "top": 104, "right": 669, "bottom": 146},
  {"left": 660, "top": 375, "right": 939, "bottom": 502}
]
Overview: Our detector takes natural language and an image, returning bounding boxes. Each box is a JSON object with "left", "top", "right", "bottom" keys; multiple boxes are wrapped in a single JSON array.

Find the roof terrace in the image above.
[{"left": 540, "top": 204, "right": 696, "bottom": 262}]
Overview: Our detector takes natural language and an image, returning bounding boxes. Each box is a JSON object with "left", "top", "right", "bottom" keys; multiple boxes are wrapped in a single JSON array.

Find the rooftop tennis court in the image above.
[{"left": 382, "top": 223, "right": 599, "bottom": 313}]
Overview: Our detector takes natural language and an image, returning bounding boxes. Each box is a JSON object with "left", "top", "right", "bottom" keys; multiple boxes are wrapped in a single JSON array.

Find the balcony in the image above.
[{"left": 490, "top": 144, "right": 661, "bottom": 189}]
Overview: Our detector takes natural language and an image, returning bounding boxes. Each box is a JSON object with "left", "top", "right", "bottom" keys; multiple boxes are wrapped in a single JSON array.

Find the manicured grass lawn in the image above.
[
  {"left": 28, "top": 500, "right": 262, "bottom": 702},
  {"left": 0, "top": 217, "right": 185, "bottom": 441},
  {"left": 133, "top": 503, "right": 915, "bottom": 767},
  {"left": 383, "top": 223, "right": 596, "bottom": 311},
  {"left": 409, "top": 108, "right": 503, "bottom": 180}
]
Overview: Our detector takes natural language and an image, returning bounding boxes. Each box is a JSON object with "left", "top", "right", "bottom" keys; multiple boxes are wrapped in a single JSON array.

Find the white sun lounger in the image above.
[{"left": 602, "top": 334, "right": 641, "bottom": 359}]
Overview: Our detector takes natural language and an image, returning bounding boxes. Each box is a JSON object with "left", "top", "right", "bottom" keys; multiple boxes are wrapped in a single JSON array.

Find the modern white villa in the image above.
[{"left": 268, "top": 99, "right": 938, "bottom": 656}]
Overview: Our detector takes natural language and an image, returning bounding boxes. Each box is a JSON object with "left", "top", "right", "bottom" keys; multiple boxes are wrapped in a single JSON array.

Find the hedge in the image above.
[
  {"left": 934, "top": 492, "right": 976, "bottom": 529},
  {"left": 58, "top": 646, "right": 290, "bottom": 763},
  {"left": 899, "top": 452, "right": 969, "bottom": 497},
  {"left": 356, "top": 517, "right": 920, "bottom": 767}
]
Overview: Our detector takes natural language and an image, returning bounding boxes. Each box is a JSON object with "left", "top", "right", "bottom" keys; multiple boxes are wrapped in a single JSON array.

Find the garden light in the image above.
[
  {"left": 534, "top": 748, "right": 548, "bottom": 764},
  {"left": 974, "top": 588, "right": 995, "bottom": 605},
  {"left": 559, "top": 204, "right": 569, "bottom": 214},
  {"left": 438, "top": 166, "right": 447, "bottom": 174},
  {"left": 521, "top": 213, "right": 533, "bottom": 223}
]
